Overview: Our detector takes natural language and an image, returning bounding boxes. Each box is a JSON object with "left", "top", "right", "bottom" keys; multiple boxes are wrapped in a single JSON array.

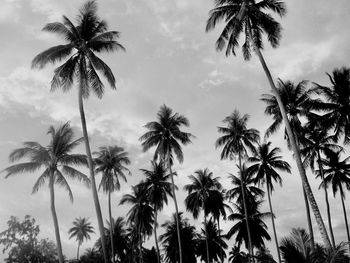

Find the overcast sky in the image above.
[{"left": 1, "top": 0, "right": 350, "bottom": 261}]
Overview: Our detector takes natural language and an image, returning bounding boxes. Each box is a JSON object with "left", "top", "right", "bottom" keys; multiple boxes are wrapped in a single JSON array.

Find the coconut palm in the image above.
[
  {"left": 321, "top": 150, "right": 350, "bottom": 251},
  {"left": 94, "top": 146, "right": 131, "bottom": 263},
  {"left": 2, "top": 122, "right": 89, "bottom": 263},
  {"left": 216, "top": 110, "right": 260, "bottom": 256},
  {"left": 139, "top": 105, "right": 193, "bottom": 263},
  {"left": 261, "top": 80, "right": 319, "bottom": 248},
  {"left": 139, "top": 161, "right": 173, "bottom": 263},
  {"left": 160, "top": 213, "right": 199, "bottom": 263},
  {"left": 120, "top": 185, "right": 154, "bottom": 263},
  {"left": 248, "top": 142, "right": 291, "bottom": 263},
  {"left": 206, "top": 0, "right": 331, "bottom": 247},
  {"left": 31, "top": 2, "right": 125, "bottom": 260},
  {"left": 184, "top": 168, "right": 222, "bottom": 263},
  {"left": 68, "top": 217, "right": 94, "bottom": 259}
]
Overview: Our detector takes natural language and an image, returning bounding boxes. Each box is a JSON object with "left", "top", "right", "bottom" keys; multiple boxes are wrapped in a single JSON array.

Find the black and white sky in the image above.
[{"left": 1, "top": 0, "right": 350, "bottom": 260}]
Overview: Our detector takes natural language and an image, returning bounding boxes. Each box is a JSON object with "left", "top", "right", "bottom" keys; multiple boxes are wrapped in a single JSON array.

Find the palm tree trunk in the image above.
[
  {"left": 78, "top": 85, "right": 108, "bottom": 263},
  {"left": 108, "top": 191, "right": 116, "bottom": 263},
  {"left": 154, "top": 208, "right": 161, "bottom": 263},
  {"left": 49, "top": 174, "right": 64, "bottom": 263},
  {"left": 217, "top": 218, "right": 224, "bottom": 263},
  {"left": 204, "top": 214, "right": 210, "bottom": 263},
  {"left": 266, "top": 184, "right": 281, "bottom": 263},
  {"left": 238, "top": 154, "right": 253, "bottom": 260},
  {"left": 317, "top": 150, "right": 335, "bottom": 247},
  {"left": 139, "top": 228, "right": 143, "bottom": 263},
  {"left": 77, "top": 243, "right": 80, "bottom": 260},
  {"left": 168, "top": 158, "right": 183, "bottom": 263},
  {"left": 339, "top": 185, "right": 350, "bottom": 252},
  {"left": 251, "top": 44, "right": 331, "bottom": 248},
  {"left": 302, "top": 184, "right": 315, "bottom": 249}
]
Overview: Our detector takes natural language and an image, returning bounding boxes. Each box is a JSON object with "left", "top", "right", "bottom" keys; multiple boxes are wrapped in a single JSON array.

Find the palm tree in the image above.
[
  {"left": 216, "top": 110, "right": 260, "bottom": 256},
  {"left": 197, "top": 219, "right": 228, "bottom": 263},
  {"left": 229, "top": 246, "right": 249, "bottom": 263},
  {"left": 31, "top": 2, "right": 125, "bottom": 260},
  {"left": 160, "top": 213, "right": 199, "bottom": 263},
  {"left": 120, "top": 185, "right": 154, "bottom": 263},
  {"left": 139, "top": 104, "right": 193, "bottom": 263},
  {"left": 248, "top": 142, "right": 291, "bottom": 263},
  {"left": 312, "top": 67, "right": 350, "bottom": 144},
  {"left": 206, "top": 0, "right": 331, "bottom": 247},
  {"left": 139, "top": 161, "right": 173, "bottom": 263},
  {"left": 261, "top": 80, "right": 320, "bottom": 248},
  {"left": 94, "top": 146, "right": 131, "bottom": 263},
  {"left": 184, "top": 168, "right": 222, "bottom": 263},
  {"left": 2, "top": 122, "right": 89, "bottom": 263},
  {"left": 321, "top": 150, "right": 350, "bottom": 251},
  {"left": 68, "top": 217, "right": 94, "bottom": 259}
]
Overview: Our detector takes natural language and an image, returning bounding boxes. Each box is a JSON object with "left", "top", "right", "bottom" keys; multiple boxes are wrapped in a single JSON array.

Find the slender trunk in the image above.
[
  {"left": 204, "top": 214, "right": 210, "bottom": 263},
  {"left": 168, "top": 159, "right": 183, "bottom": 263},
  {"left": 339, "top": 185, "right": 350, "bottom": 251},
  {"left": 266, "top": 184, "right": 281, "bottom": 263},
  {"left": 252, "top": 46, "right": 331, "bottom": 248},
  {"left": 77, "top": 243, "right": 80, "bottom": 260},
  {"left": 78, "top": 85, "right": 108, "bottom": 263},
  {"left": 139, "top": 227, "right": 143, "bottom": 263},
  {"left": 238, "top": 154, "right": 253, "bottom": 260},
  {"left": 317, "top": 150, "right": 335, "bottom": 247},
  {"left": 108, "top": 191, "right": 116, "bottom": 263},
  {"left": 217, "top": 218, "right": 224, "bottom": 263},
  {"left": 49, "top": 173, "right": 64, "bottom": 263},
  {"left": 154, "top": 208, "right": 161, "bottom": 263},
  {"left": 302, "top": 185, "right": 315, "bottom": 249}
]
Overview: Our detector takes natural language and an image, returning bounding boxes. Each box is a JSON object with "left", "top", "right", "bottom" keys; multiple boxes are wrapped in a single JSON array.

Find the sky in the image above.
[{"left": 1, "top": 0, "right": 350, "bottom": 261}]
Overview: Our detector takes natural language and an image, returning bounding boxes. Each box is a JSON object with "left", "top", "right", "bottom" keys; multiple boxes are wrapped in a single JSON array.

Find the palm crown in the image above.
[{"left": 69, "top": 217, "right": 94, "bottom": 245}]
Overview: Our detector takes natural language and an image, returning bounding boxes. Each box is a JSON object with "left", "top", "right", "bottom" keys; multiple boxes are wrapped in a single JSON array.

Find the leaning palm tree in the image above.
[
  {"left": 216, "top": 110, "right": 260, "bottom": 257},
  {"left": 139, "top": 104, "right": 193, "bottom": 263},
  {"left": 321, "top": 150, "right": 350, "bottom": 251},
  {"left": 2, "top": 122, "right": 89, "bottom": 263},
  {"left": 139, "top": 161, "right": 173, "bottom": 263},
  {"left": 248, "top": 142, "right": 291, "bottom": 263},
  {"left": 31, "top": 2, "right": 125, "bottom": 260},
  {"left": 69, "top": 217, "right": 95, "bottom": 259},
  {"left": 94, "top": 145, "right": 131, "bottom": 263},
  {"left": 184, "top": 168, "right": 222, "bottom": 263},
  {"left": 206, "top": 0, "right": 331, "bottom": 247}
]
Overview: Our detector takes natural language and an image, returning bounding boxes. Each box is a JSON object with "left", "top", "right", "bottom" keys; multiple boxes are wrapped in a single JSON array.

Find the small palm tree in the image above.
[
  {"left": 184, "top": 168, "right": 222, "bottom": 263},
  {"left": 94, "top": 145, "right": 131, "bottom": 263},
  {"left": 248, "top": 142, "right": 291, "bottom": 263},
  {"left": 120, "top": 185, "right": 154, "bottom": 263},
  {"left": 216, "top": 110, "right": 260, "bottom": 256},
  {"left": 139, "top": 104, "right": 193, "bottom": 263},
  {"left": 2, "top": 122, "right": 89, "bottom": 263},
  {"left": 31, "top": 2, "right": 125, "bottom": 260},
  {"left": 68, "top": 217, "right": 94, "bottom": 259},
  {"left": 139, "top": 161, "right": 173, "bottom": 263}
]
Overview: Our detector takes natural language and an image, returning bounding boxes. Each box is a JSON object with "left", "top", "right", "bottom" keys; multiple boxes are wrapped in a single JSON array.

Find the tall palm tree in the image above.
[
  {"left": 31, "top": 2, "right": 125, "bottom": 260},
  {"left": 2, "top": 122, "right": 89, "bottom": 263},
  {"left": 120, "top": 185, "right": 154, "bottom": 263},
  {"left": 94, "top": 145, "right": 131, "bottom": 263},
  {"left": 139, "top": 104, "right": 193, "bottom": 263},
  {"left": 68, "top": 217, "right": 94, "bottom": 259},
  {"left": 261, "top": 80, "right": 319, "bottom": 248},
  {"left": 216, "top": 110, "right": 260, "bottom": 257},
  {"left": 184, "top": 168, "right": 222, "bottom": 263},
  {"left": 139, "top": 161, "right": 173, "bottom": 263},
  {"left": 248, "top": 142, "right": 291, "bottom": 263},
  {"left": 206, "top": 0, "right": 331, "bottom": 247},
  {"left": 321, "top": 150, "right": 350, "bottom": 251},
  {"left": 160, "top": 213, "right": 199, "bottom": 263}
]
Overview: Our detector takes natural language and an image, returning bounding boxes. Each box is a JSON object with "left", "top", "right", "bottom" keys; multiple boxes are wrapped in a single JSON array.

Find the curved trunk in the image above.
[
  {"left": 108, "top": 191, "right": 116, "bottom": 263},
  {"left": 238, "top": 154, "right": 253, "bottom": 259},
  {"left": 168, "top": 158, "right": 183, "bottom": 263},
  {"left": 266, "top": 184, "right": 281, "bottom": 263},
  {"left": 252, "top": 46, "right": 331, "bottom": 248},
  {"left": 154, "top": 208, "right": 161, "bottom": 263},
  {"left": 78, "top": 85, "right": 108, "bottom": 263},
  {"left": 204, "top": 214, "right": 210, "bottom": 263},
  {"left": 339, "top": 185, "right": 350, "bottom": 252},
  {"left": 302, "top": 185, "right": 315, "bottom": 249},
  {"left": 77, "top": 243, "right": 80, "bottom": 260},
  {"left": 49, "top": 173, "right": 64, "bottom": 263},
  {"left": 317, "top": 150, "right": 335, "bottom": 247}
]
